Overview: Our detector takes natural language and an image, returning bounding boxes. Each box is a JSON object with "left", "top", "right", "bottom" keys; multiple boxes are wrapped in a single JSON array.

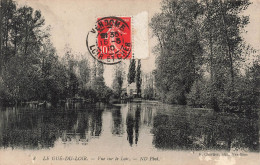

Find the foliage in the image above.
[
  {"left": 0, "top": 0, "right": 52, "bottom": 104},
  {"left": 150, "top": 0, "right": 203, "bottom": 105},
  {"left": 0, "top": 0, "right": 111, "bottom": 107},
  {"left": 127, "top": 59, "right": 136, "bottom": 84},
  {"left": 200, "top": 0, "right": 251, "bottom": 111},
  {"left": 112, "top": 63, "right": 124, "bottom": 98},
  {"left": 80, "top": 88, "right": 97, "bottom": 102},
  {"left": 187, "top": 79, "right": 210, "bottom": 108},
  {"left": 136, "top": 59, "right": 142, "bottom": 97},
  {"left": 143, "top": 87, "right": 154, "bottom": 100},
  {"left": 78, "top": 56, "right": 91, "bottom": 88},
  {"left": 150, "top": 0, "right": 258, "bottom": 112}
]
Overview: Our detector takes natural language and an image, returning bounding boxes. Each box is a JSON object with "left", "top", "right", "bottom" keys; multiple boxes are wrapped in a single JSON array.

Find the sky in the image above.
[{"left": 16, "top": 0, "right": 260, "bottom": 86}]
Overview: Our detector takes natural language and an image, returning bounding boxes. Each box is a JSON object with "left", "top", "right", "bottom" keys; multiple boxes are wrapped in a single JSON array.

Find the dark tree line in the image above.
[
  {"left": 150, "top": 0, "right": 260, "bottom": 112},
  {"left": 0, "top": 0, "right": 59, "bottom": 106},
  {"left": 0, "top": 0, "right": 112, "bottom": 107}
]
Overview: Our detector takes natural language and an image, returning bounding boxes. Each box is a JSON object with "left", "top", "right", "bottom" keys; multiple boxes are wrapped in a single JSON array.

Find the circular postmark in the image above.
[{"left": 86, "top": 16, "right": 132, "bottom": 65}]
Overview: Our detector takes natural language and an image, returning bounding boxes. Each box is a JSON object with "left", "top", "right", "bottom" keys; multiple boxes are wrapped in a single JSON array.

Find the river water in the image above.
[{"left": 0, "top": 101, "right": 259, "bottom": 165}]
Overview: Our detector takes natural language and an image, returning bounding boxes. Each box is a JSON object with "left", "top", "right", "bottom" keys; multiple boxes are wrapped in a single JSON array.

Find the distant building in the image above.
[{"left": 127, "top": 82, "right": 137, "bottom": 97}]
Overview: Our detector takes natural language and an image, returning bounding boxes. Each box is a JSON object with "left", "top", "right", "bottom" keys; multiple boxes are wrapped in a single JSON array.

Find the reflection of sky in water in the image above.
[{"left": 0, "top": 102, "right": 259, "bottom": 155}]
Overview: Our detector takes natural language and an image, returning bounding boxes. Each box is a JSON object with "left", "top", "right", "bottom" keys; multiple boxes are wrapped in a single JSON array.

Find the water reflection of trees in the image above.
[
  {"left": 111, "top": 106, "right": 123, "bottom": 135},
  {"left": 2, "top": 104, "right": 254, "bottom": 152},
  {"left": 126, "top": 104, "right": 141, "bottom": 146},
  {"left": 152, "top": 109, "right": 259, "bottom": 151},
  {"left": 0, "top": 107, "right": 104, "bottom": 149},
  {"left": 142, "top": 106, "right": 153, "bottom": 127}
]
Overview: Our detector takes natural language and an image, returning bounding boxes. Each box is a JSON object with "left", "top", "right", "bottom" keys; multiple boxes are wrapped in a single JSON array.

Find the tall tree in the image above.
[
  {"left": 0, "top": 0, "right": 3, "bottom": 76},
  {"left": 136, "top": 59, "right": 142, "bottom": 97},
  {"left": 0, "top": 0, "right": 96, "bottom": 106},
  {"left": 78, "top": 56, "right": 90, "bottom": 89},
  {"left": 1, "top": 2, "right": 49, "bottom": 103},
  {"left": 96, "top": 62, "right": 104, "bottom": 78},
  {"left": 63, "top": 45, "right": 80, "bottom": 98},
  {"left": 93, "top": 62, "right": 106, "bottom": 100},
  {"left": 150, "top": 0, "right": 203, "bottom": 104},
  {"left": 127, "top": 59, "right": 136, "bottom": 84},
  {"left": 201, "top": 0, "right": 251, "bottom": 110},
  {"left": 1, "top": 0, "right": 16, "bottom": 68},
  {"left": 112, "top": 63, "right": 124, "bottom": 98}
]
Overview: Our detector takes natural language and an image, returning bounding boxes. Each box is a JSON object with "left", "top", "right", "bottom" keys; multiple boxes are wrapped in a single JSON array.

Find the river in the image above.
[{"left": 0, "top": 101, "right": 259, "bottom": 165}]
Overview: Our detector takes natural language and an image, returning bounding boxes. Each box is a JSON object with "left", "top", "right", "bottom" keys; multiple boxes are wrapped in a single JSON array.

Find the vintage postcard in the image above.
[{"left": 0, "top": 0, "right": 260, "bottom": 165}]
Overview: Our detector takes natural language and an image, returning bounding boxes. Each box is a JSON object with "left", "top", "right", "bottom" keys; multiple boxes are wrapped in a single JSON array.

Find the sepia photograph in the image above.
[{"left": 0, "top": 0, "right": 259, "bottom": 165}]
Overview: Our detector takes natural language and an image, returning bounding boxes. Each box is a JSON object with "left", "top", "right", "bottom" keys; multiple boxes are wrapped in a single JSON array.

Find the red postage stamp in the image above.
[{"left": 87, "top": 16, "right": 132, "bottom": 64}]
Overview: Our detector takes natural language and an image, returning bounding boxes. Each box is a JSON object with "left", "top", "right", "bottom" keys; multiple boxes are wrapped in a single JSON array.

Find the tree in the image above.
[
  {"left": 112, "top": 63, "right": 124, "bottom": 98},
  {"left": 62, "top": 45, "right": 79, "bottom": 98},
  {"left": 136, "top": 59, "right": 142, "bottom": 97},
  {"left": 92, "top": 62, "right": 107, "bottom": 101},
  {"left": 96, "top": 62, "right": 104, "bottom": 78},
  {"left": 150, "top": 0, "right": 253, "bottom": 110},
  {"left": 1, "top": 0, "right": 16, "bottom": 64},
  {"left": 200, "top": 0, "right": 251, "bottom": 111},
  {"left": 0, "top": 0, "right": 4, "bottom": 76},
  {"left": 78, "top": 56, "right": 90, "bottom": 89},
  {"left": 0, "top": 1, "right": 48, "bottom": 104},
  {"left": 0, "top": 0, "right": 117, "bottom": 106},
  {"left": 150, "top": 0, "right": 203, "bottom": 104},
  {"left": 127, "top": 59, "right": 136, "bottom": 84}
]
